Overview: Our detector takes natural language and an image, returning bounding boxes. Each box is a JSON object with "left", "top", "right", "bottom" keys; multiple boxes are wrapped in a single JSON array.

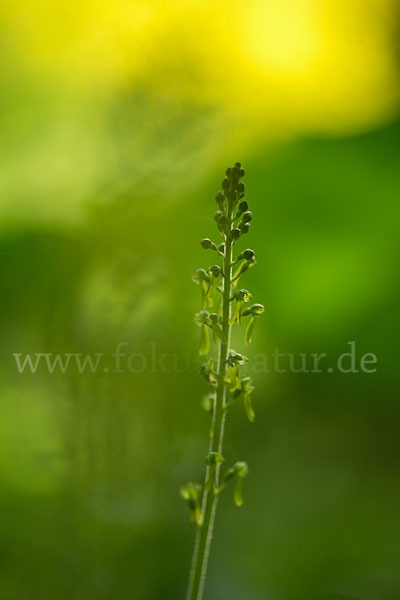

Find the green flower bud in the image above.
[
  {"left": 234, "top": 288, "right": 252, "bottom": 301},
  {"left": 234, "top": 461, "right": 249, "bottom": 479},
  {"left": 218, "top": 214, "right": 229, "bottom": 232},
  {"left": 214, "top": 210, "right": 222, "bottom": 223},
  {"left": 234, "top": 161, "right": 241, "bottom": 169},
  {"left": 242, "top": 211, "right": 252, "bottom": 223},
  {"left": 206, "top": 451, "right": 225, "bottom": 466},
  {"left": 239, "top": 168, "right": 245, "bottom": 178},
  {"left": 238, "top": 249, "right": 254, "bottom": 261},
  {"left": 222, "top": 178, "right": 230, "bottom": 192},
  {"left": 209, "top": 265, "right": 221, "bottom": 277},
  {"left": 215, "top": 191, "right": 225, "bottom": 210},
  {"left": 237, "top": 182, "right": 245, "bottom": 194},
  {"left": 243, "top": 249, "right": 254, "bottom": 260},
  {"left": 241, "top": 223, "right": 250, "bottom": 234},
  {"left": 226, "top": 167, "right": 232, "bottom": 177},
  {"left": 227, "top": 351, "right": 248, "bottom": 366},
  {"left": 227, "top": 189, "right": 237, "bottom": 202},
  {"left": 180, "top": 481, "right": 202, "bottom": 502},
  {"left": 238, "top": 200, "right": 248, "bottom": 213},
  {"left": 231, "top": 228, "right": 241, "bottom": 240},
  {"left": 201, "top": 238, "right": 213, "bottom": 249}
]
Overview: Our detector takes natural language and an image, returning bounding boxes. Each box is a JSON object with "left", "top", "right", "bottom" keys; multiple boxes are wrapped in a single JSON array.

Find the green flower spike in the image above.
[{"left": 185, "top": 163, "right": 264, "bottom": 600}]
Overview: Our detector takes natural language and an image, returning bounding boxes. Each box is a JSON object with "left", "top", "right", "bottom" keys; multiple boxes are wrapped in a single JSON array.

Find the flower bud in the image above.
[
  {"left": 234, "top": 161, "right": 241, "bottom": 169},
  {"left": 218, "top": 242, "right": 225, "bottom": 253},
  {"left": 206, "top": 451, "right": 225, "bottom": 466},
  {"left": 201, "top": 238, "right": 218, "bottom": 252},
  {"left": 227, "top": 189, "right": 237, "bottom": 203},
  {"left": 201, "top": 238, "right": 212, "bottom": 249},
  {"left": 218, "top": 214, "right": 229, "bottom": 232},
  {"left": 242, "top": 211, "right": 252, "bottom": 223},
  {"left": 225, "top": 167, "right": 232, "bottom": 177},
  {"left": 238, "top": 200, "right": 248, "bottom": 213},
  {"left": 239, "top": 168, "right": 245, "bottom": 178},
  {"left": 234, "top": 288, "right": 252, "bottom": 301},
  {"left": 240, "top": 223, "right": 250, "bottom": 234},
  {"left": 227, "top": 351, "right": 247, "bottom": 366},
  {"left": 237, "top": 182, "right": 245, "bottom": 194},
  {"left": 222, "top": 178, "right": 230, "bottom": 192},
  {"left": 230, "top": 228, "right": 241, "bottom": 240},
  {"left": 214, "top": 210, "right": 222, "bottom": 223},
  {"left": 215, "top": 191, "right": 225, "bottom": 210},
  {"left": 234, "top": 461, "right": 249, "bottom": 479},
  {"left": 180, "top": 482, "right": 202, "bottom": 502},
  {"left": 238, "top": 249, "right": 254, "bottom": 261},
  {"left": 209, "top": 265, "right": 221, "bottom": 278}
]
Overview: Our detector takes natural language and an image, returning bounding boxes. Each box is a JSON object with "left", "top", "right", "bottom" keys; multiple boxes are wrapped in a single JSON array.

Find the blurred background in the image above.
[{"left": 1, "top": 1, "right": 400, "bottom": 598}]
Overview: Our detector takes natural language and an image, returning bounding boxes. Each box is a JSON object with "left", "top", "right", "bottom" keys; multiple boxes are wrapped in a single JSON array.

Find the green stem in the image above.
[{"left": 186, "top": 207, "right": 233, "bottom": 600}]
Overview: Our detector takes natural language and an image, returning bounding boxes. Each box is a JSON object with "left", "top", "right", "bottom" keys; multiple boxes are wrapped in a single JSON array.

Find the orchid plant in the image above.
[{"left": 181, "top": 163, "right": 264, "bottom": 600}]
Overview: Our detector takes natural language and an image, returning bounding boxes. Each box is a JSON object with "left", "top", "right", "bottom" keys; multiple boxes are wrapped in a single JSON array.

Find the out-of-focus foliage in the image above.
[
  {"left": 0, "top": 0, "right": 400, "bottom": 223},
  {"left": 1, "top": 2, "right": 400, "bottom": 599}
]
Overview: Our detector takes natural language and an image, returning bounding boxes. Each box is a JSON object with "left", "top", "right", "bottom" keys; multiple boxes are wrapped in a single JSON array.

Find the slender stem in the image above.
[{"left": 186, "top": 207, "right": 233, "bottom": 600}]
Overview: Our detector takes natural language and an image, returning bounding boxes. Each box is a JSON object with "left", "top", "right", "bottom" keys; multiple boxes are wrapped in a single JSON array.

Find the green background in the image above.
[
  {"left": 1, "top": 124, "right": 400, "bottom": 598},
  {"left": 1, "top": 3, "right": 400, "bottom": 597}
]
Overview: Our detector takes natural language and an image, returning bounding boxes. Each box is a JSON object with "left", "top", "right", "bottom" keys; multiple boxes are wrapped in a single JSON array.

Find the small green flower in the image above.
[
  {"left": 242, "top": 304, "right": 265, "bottom": 344},
  {"left": 180, "top": 482, "right": 203, "bottom": 526}
]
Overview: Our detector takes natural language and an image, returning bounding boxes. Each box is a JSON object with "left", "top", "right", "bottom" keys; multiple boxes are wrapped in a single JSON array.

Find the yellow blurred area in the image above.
[
  {"left": 0, "top": 0, "right": 399, "bottom": 224},
  {"left": 2, "top": 0, "right": 399, "bottom": 133}
]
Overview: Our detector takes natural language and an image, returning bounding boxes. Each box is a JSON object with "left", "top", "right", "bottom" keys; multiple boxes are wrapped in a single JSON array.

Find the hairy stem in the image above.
[{"left": 186, "top": 207, "right": 233, "bottom": 600}]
